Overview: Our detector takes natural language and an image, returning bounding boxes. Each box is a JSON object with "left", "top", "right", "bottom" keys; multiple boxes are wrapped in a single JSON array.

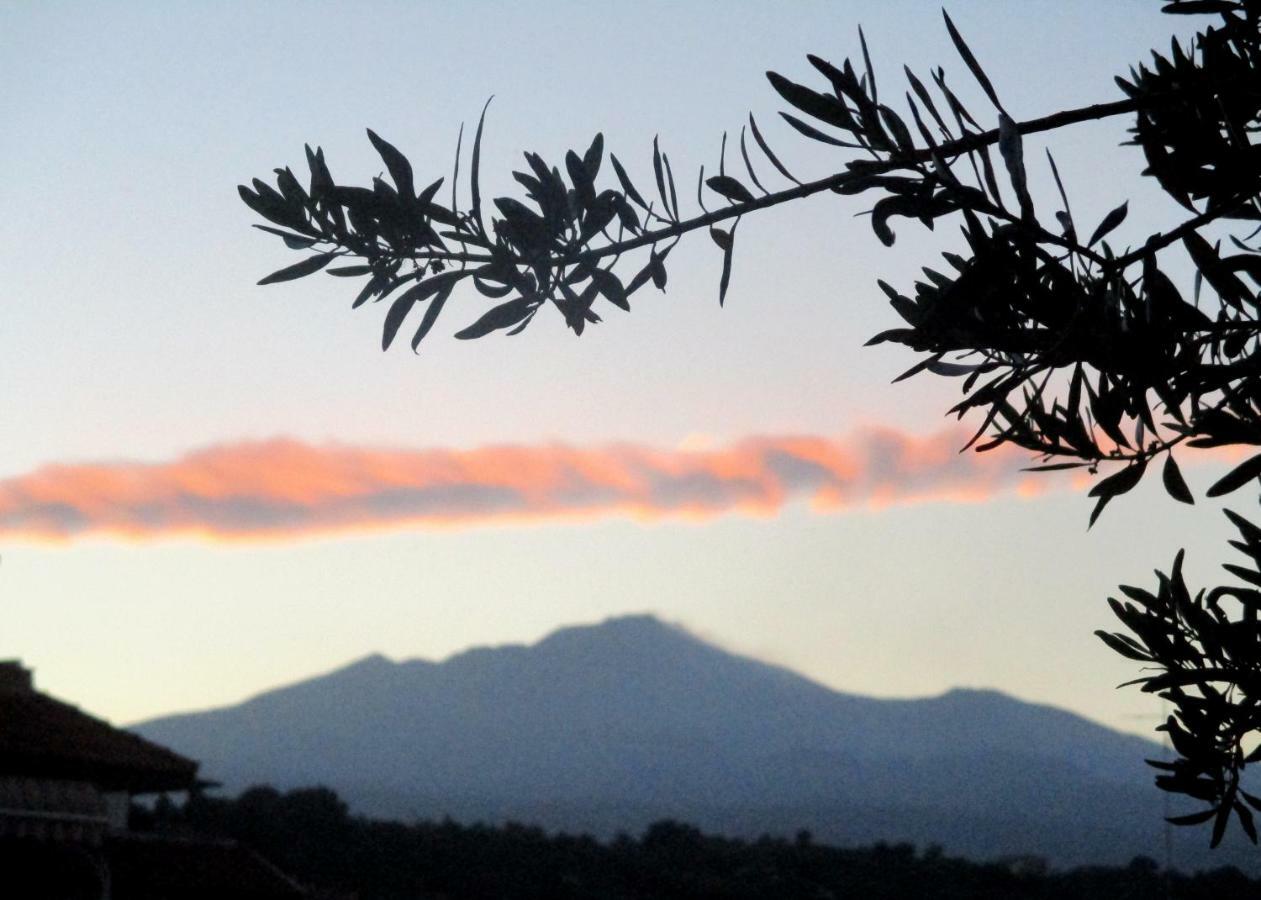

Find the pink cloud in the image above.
[{"left": 0, "top": 429, "right": 1079, "bottom": 542}]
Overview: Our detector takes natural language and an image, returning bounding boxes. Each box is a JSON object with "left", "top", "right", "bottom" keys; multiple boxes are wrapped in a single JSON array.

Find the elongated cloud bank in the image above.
[{"left": 0, "top": 430, "right": 1078, "bottom": 542}]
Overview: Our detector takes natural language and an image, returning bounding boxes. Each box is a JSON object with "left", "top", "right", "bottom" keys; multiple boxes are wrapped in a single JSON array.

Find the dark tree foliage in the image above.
[
  {"left": 240, "top": 1, "right": 1261, "bottom": 846},
  {"left": 137, "top": 786, "right": 1261, "bottom": 900}
]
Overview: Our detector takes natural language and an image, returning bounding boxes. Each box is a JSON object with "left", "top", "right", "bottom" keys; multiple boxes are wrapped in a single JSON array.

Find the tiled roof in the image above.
[{"left": 0, "top": 687, "right": 198, "bottom": 793}]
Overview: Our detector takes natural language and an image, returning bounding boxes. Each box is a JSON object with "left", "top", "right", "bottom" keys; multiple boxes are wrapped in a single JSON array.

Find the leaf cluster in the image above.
[
  {"left": 1122, "top": 5, "right": 1261, "bottom": 217},
  {"left": 1097, "top": 512, "right": 1261, "bottom": 847},
  {"left": 240, "top": 99, "right": 776, "bottom": 350},
  {"left": 839, "top": 8, "right": 1261, "bottom": 526}
]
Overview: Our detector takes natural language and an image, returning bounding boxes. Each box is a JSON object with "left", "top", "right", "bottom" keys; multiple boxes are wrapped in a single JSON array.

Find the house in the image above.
[{"left": 0, "top": 660, "right": 306, "bottom": 899}]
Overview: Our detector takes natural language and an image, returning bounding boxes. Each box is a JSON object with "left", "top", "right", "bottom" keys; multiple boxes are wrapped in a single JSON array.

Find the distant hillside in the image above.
[
  {"left": 134, "top": 615, "right": 1257, "bottom": 869},
  {"left": 143, "top": 786, "right": 1261, "bottom": 900}
]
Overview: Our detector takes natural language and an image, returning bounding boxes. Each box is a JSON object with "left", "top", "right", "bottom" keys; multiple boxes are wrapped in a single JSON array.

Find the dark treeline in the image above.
[{"left": 132, "top": 786, "right": 1260, "bottom": 900}]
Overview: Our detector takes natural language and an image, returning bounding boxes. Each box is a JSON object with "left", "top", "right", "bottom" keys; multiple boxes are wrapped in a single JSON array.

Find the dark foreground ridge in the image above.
[{"left": 137, "top": 785, "right": 1261, "bottom": 900}]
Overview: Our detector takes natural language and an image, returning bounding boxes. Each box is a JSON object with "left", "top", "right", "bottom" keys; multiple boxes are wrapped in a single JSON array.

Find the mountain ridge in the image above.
[
  {"left": 132, "top": 614, "right": 1254, "bottom": 869},
  {"left": 155, "top": 614, "right": 1132, "bottom": 734}
]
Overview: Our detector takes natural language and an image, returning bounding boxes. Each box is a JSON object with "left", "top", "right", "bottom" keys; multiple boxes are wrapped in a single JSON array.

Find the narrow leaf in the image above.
[
  {"left": 258, "top": 252, "right": 336, "bottom": 285},
  {"left": 882, "top": 104, "right": 916, "bottom": 152},
  {"left": 650, "top": 250, "right": 668, "bottom": 290},
  {"left": 470, "top": 97, "right": 493, "bottom": 231},
  {"left": 942, "top": 10, "right": 1004, "bottom": 113},
  {"left": 997, "top": 112, "right": 1031, "bottom": 216},
  {"left": 1162, "top": 1, "right": 1241, "bottom": 12},
  {"left": 1238, "top": 802, "right": 1259, "bottom": 844},
  {"left": 582, "top": 133, "right": 604, "bottom": 181},
  {"left": 748, "top": 113, "right": 801, "bottom": 185},
  {"left": 366, "top": 129, "right": 415, "bottom": 200},
  {"left": 588, "top": 265, "right": 629, "bottom": 311},
  {"left": 610, "top": 154, "right": 648, "bottom": 208},
  {"left": 738, "top": 127, "right": 768, "bottom": 195},
  {"left": 566, "top": 149, "right": 595, "bottom": 210},
  {"left": 450, "top": 122, "right": 464, "bottom": 214},
  {"left": 1095, "top": 630, "right": 1152, "bottom": 662},
  {"left": 1087, "top": 201, "right": 1128, "bottom": 247},
  {"left": 252, "top": 224, "right": 318, "bottom": 249},
  {"left": 1088, "top": 460, "right": 1146, "bottom": 499},
  {"left": 1162, "top": 455, "right": 1194, "bottom": 505},
  {"left": 904, "top": 66, "right": 949, "bottom": 136},
  {"left": 1045, "top": 150, "right": 1074, "bottom": 234},
  {"left": 1185, "top": 231, "right": 1250, "bottom": 309},
  {"left": 766, "top": 71, "right": 856, "bottom": 131},
  {"left": 1166, "top": 808, "right": 1218, "bottom": 826},
  {"left": 1207, "top": 452, "right": 1261, "bottom": 498},
  {"left": 417, "top": 177, "right": 444, "bottom": 209},
  {"left": 718, "top": 230, "right": 735, "bottom": 306},
  {"left": 652, "top": 136, "right": 668, "bottom": 216},
  {"left": 614, "top": 195, "right": 641, "bottom": 233},
  {"left": 327, "top": 264, "right": 373, "bottom": 277},
  {"left": 382, "top": 292, "right": 415, "bottom": 351},
  {"left": 1212, "top": 803, "right": 1230, "bottom": 848},
  {"left": 352, "top": 276, "right": 383, "bottom": 309},
  {"left": 858, "top": 26, "right": 878, "bottom": 105},
  {"left": 663, "top": 152, "right": 679, "bottom": 220},
  {"left": 706, "top": 175, "right": 755, "bottom": 204},
  {"left": 455, "top": 295, "right": 536, "bottom": 340},
  {"left": 779, "top": 112, "right": 856, "bottom": 147},
  {"left": 411, "top": 283, "right": 455, "bottom": 352},
  {"left": 381, "top": 271, "right": 465, "bottom": 346}
]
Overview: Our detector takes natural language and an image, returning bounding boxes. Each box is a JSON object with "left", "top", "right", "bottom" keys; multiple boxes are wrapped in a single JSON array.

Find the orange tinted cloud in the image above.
[{"left": 0, "top": 430, "right": 1075, "bottom": 543}]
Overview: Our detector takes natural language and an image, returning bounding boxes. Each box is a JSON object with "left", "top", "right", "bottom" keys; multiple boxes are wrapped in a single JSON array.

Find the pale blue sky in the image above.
[{"left": 0, "top": 1, "right": 1222, "bottom": 737}]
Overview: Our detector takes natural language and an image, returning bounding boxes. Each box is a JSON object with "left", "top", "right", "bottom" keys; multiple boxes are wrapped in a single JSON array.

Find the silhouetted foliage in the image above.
[
  {"left": 136, "top": 785, "right": 1261, "bottom": 899},
  {"left": 240, "top": 1, "right": 1261, "bottom": 845}
]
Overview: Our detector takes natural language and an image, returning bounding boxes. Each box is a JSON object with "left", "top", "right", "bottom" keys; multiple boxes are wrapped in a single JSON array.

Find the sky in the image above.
[{"left": 0, "top": 1, "right": 1231, "bottom": 740}]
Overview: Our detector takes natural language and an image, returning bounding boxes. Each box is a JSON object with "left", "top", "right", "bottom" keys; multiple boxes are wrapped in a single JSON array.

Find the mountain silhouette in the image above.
[{"left": 133, "top": 615, "right": 1255, "bottom": 869}]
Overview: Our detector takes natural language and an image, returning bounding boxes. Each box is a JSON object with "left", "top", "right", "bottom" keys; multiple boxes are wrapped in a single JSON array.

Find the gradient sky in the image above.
[{"left": 0, "top": 2, "right": 1228, "bottom": 740}]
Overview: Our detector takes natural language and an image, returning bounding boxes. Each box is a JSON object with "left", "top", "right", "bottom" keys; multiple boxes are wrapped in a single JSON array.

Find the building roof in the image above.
[
  {"left": 0, "top": 662, "right": 198, "bottom": 793},
  {"left": 106, "top": 834, "right": 309, "bottom": 899},
  {"left": 0, "top": 835, "right": 310, "bottom": 899}
]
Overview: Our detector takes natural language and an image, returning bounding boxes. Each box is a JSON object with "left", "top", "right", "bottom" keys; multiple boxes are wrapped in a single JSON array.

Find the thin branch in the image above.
[
  {"left": 555, "top": 96, "right": 1141, "bottom": 267},
  {"left": 1113, "top": 192, "right": 1258, "bottom": 270}
]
